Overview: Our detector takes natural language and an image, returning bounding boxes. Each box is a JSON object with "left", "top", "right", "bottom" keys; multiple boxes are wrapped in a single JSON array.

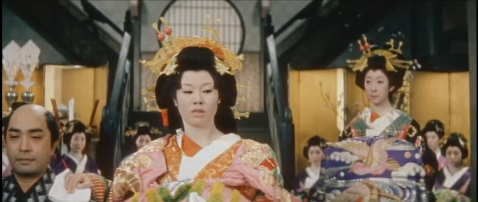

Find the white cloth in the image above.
[
  {"left": 303, "top": 167, "right": 321, "bottom": 189},
  {"left": 443, "top": 166, "right": 469, "bottom": 189},
  {"left": 48, "top": 169, "right": 91, "bottom": 202},
  {"left": 65, "top": 153, "right": 88, "bottom": 174},
  {"left": 361, "top": 107, "right": 401, "bottom": 137},
  {"left": 177, "top": 132, "right": 240, "bottom": 180}
]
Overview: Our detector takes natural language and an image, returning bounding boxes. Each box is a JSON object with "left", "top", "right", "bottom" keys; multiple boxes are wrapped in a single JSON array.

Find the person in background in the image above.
[
  {"left": 292, "top": 135, "right": 328, "bottom": 201},
  {"left": 433, "top": 133, "right": 471, "bottom": 201},
  {"left": 422, "top": 119, "right": 447, "bottom": 170},
  {"left": 53, "top": 120, "right": 100, "bottom": 175},
  {"left": 120, "top": 123, "right": 161, "bottom": 166},
  {"left": 2, "top": 117, "right": 12, "bottom": 178}
]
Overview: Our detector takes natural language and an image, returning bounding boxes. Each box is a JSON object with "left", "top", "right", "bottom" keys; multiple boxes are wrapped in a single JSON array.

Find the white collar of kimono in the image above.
[
  {"left": 176, "top": 130, "right": 241, "bottom": 180},
  {"left": 303, "top": 166, "right": 321, "bottom": 189},
  {"left": 65, "top": 153, "right": 88, "bottom": 174},
  {"left": 443, "top": 166, "right": 468, "bottom": 188},
  {"left": 361, "top": 107, "right": 402, "bottom": 137}
]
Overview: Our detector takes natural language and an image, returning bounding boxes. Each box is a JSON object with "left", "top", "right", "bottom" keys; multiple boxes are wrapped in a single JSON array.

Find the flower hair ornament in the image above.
[{"left": 141, "top": 15, "right": 249, "bottom": 127}]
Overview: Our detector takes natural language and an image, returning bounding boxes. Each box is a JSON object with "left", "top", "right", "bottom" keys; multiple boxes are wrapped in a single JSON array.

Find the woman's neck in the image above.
[
  {"left": 309, "top": 163, "right": 321, "bottom": 174},
  {"left": 68, "top": 151, "right": 83, "bottom": 162},
  {"left": 447, "top": 163, "right": 464, "bottom": 175},
  {"left": 370, "top": 101, "right": 395, "bottom": 116},
  {"left": 183, "top": 123, "right": 223, "bottom": 148}
]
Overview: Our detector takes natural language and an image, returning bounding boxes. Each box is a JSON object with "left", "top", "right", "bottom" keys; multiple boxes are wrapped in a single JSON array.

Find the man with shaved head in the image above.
[{"left": 2, "top": 102, "right": 60, "bottom": 201}]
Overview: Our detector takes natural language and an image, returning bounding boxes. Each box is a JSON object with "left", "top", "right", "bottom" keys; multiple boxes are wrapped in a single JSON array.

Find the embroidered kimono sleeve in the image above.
[
  {"left": 109, "top": 137, "right": 170, "bottom": 201},
  {"left": 339, "top": 116, "right": 362, "bottom": 141},
  {"left": 401, "top": 119, "right": 422, "bottom": 147},
  {"left": 235, "top": 140, "right": 300, "bottom": 202}
]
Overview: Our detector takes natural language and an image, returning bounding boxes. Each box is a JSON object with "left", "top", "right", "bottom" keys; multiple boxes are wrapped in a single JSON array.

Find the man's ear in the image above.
[{"left": 51, "top": 139, "right": 60, "bottom": 155}]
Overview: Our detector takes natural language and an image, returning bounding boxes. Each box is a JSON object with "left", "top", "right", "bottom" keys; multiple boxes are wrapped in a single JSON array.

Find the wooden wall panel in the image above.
[
  {"left": 290, "top": 69, "right": 339, "bottom": 173},
  {"left": 410, "top": 72, "right": 451, "bottom": 131},
  {"left": 61, "top": 68, "right": 95, "bottom": 125},
  {"left": 449, "top": 72, "right": 471, "bottom": 165}
]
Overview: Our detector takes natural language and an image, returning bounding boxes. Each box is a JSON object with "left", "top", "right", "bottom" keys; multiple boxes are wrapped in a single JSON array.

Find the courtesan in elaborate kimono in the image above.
[
  {"left": 422, "top": 119, "right": 447, "bottom": 171},
  {"left": 339, "top": 35, "right": 439, "bottom": 197},
  {"left": 292, "top": 135, "right": 328, "bottom": 201},
  {"left": 64, "top": 16, "right": 300, "bottom": 202},
  {"left": 433, "top": 133, "right": 471, "bottom": 201},
  {"left": 53, "top": 120, "right": 100, "bottom": 175}
]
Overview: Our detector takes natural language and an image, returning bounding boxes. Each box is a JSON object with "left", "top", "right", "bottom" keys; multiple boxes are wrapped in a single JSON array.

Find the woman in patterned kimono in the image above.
[
  {"left": 433, "top": 133, "right": 471, "bottom": 201},
  {"left": 422, "top": 119, "right": 447, "bottom": 171},
  {"left": 53, "top": 120, "right": 100, "bottom": 175},
  {"left": 69, "top": 19, "right": 300, "bottom": 202},
  {"left": 339, "top": 36, "right": 438, "bottom": 198},
  {"left": 292, "top": 135, "right": 328, "bottom": 201}
]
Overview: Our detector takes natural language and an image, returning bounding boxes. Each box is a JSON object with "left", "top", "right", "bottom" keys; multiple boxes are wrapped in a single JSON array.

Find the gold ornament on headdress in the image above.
[
  {"left": 141, "top": 15, "right": 249, "bottom": 120},
  {"left": 346, "top": 35, "right": 420, "bottom": 72},
  {"left": 124, "top": 121, "right": 163, "bottom": 137}
]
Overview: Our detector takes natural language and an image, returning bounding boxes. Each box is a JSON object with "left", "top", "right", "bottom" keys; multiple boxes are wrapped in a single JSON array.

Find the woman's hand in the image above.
[{"left": 64, "top": 173, "right": 93, "bottom": 193}]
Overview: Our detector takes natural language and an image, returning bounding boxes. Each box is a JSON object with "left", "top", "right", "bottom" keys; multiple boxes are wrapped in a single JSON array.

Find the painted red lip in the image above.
[{"left": 192, "top": 109, "right": 205, "bottom": 113}]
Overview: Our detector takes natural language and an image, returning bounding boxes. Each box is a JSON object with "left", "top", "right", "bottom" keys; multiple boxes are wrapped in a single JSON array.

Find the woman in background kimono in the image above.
[
  {"left": 422, "top": 119, "right": 447, "bottom": 171},
  {"left": 120, "top": 124, "right": 160, "bottom": 166},
  {"left": 53, "top": 120, "right": 100, "bottom": 175},
  {"left": 292, "top": 135, "right": 328, "bottom": 201},
  {"left": 433, "top": 133, "right": 471, "bottom": 201},
  {"left": 65, "top": 27, "right": 300, "bottom": 201}
]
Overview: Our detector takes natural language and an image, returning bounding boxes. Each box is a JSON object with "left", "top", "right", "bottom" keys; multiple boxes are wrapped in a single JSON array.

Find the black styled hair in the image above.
[
  {"left": 421, "top": 119, "right": 445, "bottom": 139},
  {"left": 442, "top": 132, "right": 468, "bottom": 159},
  {"left": 133, "top": 126, "right": 157, "bottom": 144},
  {"left": 63, "top": 120, "right": 90, "bottom": 152},
  {"left": 155, "top": 46, "right": 237, "bottom": 134},
  {"left": 355, "top": 52, "right": 406, "bottom": 102},
  {"left": 3, "top": 102, "right": 60, "bottom": 148},
  {"left": 303, "top": 135, "right": 328, "bottom": 159}
]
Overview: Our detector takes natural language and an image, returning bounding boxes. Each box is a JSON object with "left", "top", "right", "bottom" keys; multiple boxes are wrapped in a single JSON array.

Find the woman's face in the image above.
[
  {"left": 135, "top": 134, "right": 152, "bottom": 150},
  {"left": 426, "top": 131, "right": 440, "bottom": 151},
  {"left": 70, "top": 132, "right": 86, "bottom": 153},
  {"left": 364, "top": 69, "right": 394, "bottom": 106},
  {"left": 445, "top": 146, "right": 463, "bottom": 167},
  {"left": 175, "top": 70, "right": 219, "bottom": 128},
  {"left": 308, "top": 146, "right": 324, "bottom": 166}
]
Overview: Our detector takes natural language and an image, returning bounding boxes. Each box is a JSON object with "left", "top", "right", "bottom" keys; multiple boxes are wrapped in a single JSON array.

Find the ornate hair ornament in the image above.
[
  {"left": 141, "top": 15, "right": 249, "bottom": 121},
  {"left": 346, "top": 35, "right": 421, "bottom": 72},
  {"left": 141, "top": 15, "right": 244, "bottom": 76},
  {"left": 124, "top": 121, "right": 162, "bottom": 137}
]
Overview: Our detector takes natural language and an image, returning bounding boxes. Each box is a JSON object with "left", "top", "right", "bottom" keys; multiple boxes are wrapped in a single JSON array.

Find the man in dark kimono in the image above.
[{"left": 2, "top": 102, "right": 60, "bottom": 201}]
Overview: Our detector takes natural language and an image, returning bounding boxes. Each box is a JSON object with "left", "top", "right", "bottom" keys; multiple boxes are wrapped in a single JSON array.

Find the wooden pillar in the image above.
[{"left": 467, "top": 1, "right": 476, "bottom": 201}]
